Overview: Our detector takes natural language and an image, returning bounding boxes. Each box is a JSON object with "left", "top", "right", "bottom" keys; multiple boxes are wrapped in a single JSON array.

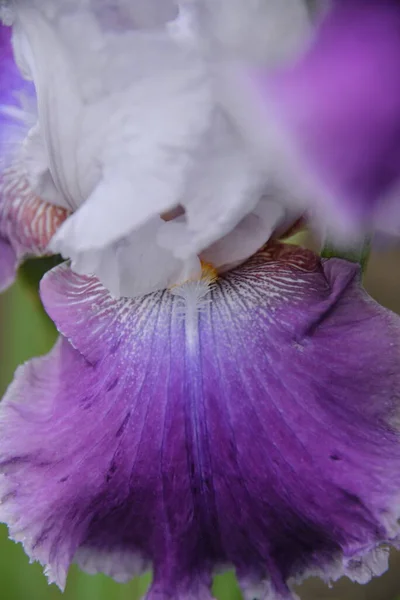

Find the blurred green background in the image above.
[{"left": 1, "top": 252, "right": 400, "bottom": 600}]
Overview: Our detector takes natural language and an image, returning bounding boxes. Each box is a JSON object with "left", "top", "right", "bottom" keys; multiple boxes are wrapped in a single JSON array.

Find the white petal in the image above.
[
  {"left": 13, "top": 5, "right": 83, "bottom": 208},
  {"left": 0, "top": 106, "right": 30, "bottom": 172},
  {"left": 187, "top": 0, "right": 311, "bottom": 62},
  {"left": 49, "top": 41, "right": 212, "bottom": 252},
  {"left": 11, "top": 5, "right": 200, "bottom": 215},
  {"left": 48, "top": 0, "right": 179, "bottom": 31},
  {"left": 157, "top": 111, "right": 269, "bottom": 259},
  {"left": 201, "top": 196, "right": 286, "bottom": 271},
  {"left": 58, "top": 217, "right": 202, "bottom": 298},
  {"left": 21, "top": 124, "right": 69, "bottom": 208},
  {"left": 105, "top": 0, "right": 179, "bottom": 29}
]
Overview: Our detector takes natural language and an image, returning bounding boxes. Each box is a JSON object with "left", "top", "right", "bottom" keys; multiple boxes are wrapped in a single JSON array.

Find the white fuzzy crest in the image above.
[{"left": 170, "top": 267, "right": 216, "bottom": 346}]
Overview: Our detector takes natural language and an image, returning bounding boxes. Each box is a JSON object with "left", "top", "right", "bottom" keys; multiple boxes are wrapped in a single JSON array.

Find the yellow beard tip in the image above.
[
  {"left": 168, "top": 261, "right": 218, "bottom": 293},
  {"left": 200, "top": 261, "right": 218, "bottom": 284}
]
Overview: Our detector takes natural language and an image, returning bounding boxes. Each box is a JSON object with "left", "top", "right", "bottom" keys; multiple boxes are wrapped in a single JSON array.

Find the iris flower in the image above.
[{"left": 1, "top": 2, "right": 400, "bottom": 600}]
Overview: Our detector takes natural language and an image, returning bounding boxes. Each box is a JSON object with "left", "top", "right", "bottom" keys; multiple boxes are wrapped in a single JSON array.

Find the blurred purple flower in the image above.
[
  {"left": 235, "top": 0, "right": 400, "bottom": 241},
  {"left": 1, "top": 242, "right": 400, "bottom": 599},
  {"left": 220, "top": 0, "right": 400, "bottom": 244}
]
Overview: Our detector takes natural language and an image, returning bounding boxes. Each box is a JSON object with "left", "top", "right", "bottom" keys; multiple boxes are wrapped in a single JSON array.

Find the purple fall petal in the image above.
[
  {"left": 1, "top": 243, "right": 400, "bottom": 599},
  {"left": 246, "top": 0, "right": 400, "bottom": 239}
]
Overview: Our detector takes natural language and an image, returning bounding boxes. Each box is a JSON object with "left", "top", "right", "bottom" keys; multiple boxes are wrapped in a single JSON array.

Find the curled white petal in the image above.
[
  {"left": 53, "top": 217, "right": 202, "bottom": 299},
  {"left": 5, "top": 0, "right": 305, "bottom": 297}
]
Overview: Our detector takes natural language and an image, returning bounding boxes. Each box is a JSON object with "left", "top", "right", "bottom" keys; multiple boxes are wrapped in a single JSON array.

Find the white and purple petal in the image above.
[
  {"left": 0, "top": 21, "right": 67, "bottom": 289},
  {"left": 0, "top": 159, "right": 69, "bottom": 291},
  {"left": 229, "top": 0, "right": 400, "bottom": 241},
  {"left": 1, "top": 243, "right": 400, "bottom": 598}
]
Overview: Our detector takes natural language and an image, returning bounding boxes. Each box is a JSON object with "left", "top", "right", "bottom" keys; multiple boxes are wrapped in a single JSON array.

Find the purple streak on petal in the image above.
[
  {"left": 0, "top": 23, "right": 20, "bottom": 108},
  {"left": 0, "top": 236, "right": 16, "bottom": 291},
  {"left": 0, "top": 23, "right": 20, "bottom": 288},
  {"left": 0, "top": 22, "right": 34, "bottom": 161},
  {"left": 252, "top": 0, "right": 400, "bottom": 236},
  {"left": 1, "top": 243, "right": 400, "bottom": 598}
]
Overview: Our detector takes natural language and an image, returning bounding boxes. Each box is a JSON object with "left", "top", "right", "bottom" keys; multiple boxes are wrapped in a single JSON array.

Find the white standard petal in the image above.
[
  {"left": 49, "top": 38, "right": 212, "bottom": 254},
  {"left": 187, "top": 0, "right": 311, "bottom": 62},
  {"left": 81, "top": 0, "right": 180, "bottom": 31},
  {"left": 20, "top": 124, "right": 69, "bottom": 208},
  {"left": 11, "top": 3, "right": 213, "bottom": 219},
  {"left": 12, "top": 4, "right": 84, "bottom": 208},
  {"left": 55, "top": 217, "right": 202, "bottom": 299},
  {"left": 200, "top": 196, "right": 287, "bottom": 272},
  {"left": 157, "top": 110, "right": 271, "bottom": 260},
  {"left": 107, "top": 0, "right": 179, "bottom": 29}
]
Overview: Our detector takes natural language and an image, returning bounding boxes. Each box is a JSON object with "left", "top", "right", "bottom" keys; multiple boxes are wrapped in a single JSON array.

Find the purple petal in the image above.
[
  {"left": 246, "top": 0, "right": 400, "bottom": 239},
  {"left": 1, "top": 243, "right": 400, "bottom": 598},
  {"left": 0, "top": 22, "right": 34, "bottom": 161},
  {"left": 0, "top": 23, "right": 22, "bottom": 288},
  {"left": 0, "top": 23, "right": 22, "bottom": 108},
  {"left": 0, "top": 236, "right": 17, "bottom": 292}
]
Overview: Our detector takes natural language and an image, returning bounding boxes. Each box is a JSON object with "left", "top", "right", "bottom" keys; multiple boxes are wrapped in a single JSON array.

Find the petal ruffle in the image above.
[
  {"left": 2, "top": 243, "right": 400, "bottom": 598},
  {"left": 66, "top": 217, "right": 202, "bottom": 299},
  {"left": 5, "top": 4, "right": 292, "bottom": 296},
  {"left": 230, "top": 0, "right": 400, "bottom": 241}
]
